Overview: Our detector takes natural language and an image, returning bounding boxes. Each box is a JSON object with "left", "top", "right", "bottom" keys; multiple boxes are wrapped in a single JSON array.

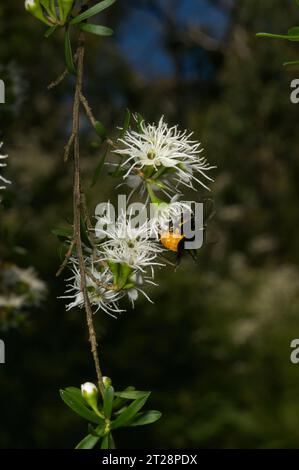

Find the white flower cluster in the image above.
[
  {"left": 0, "top": 264, "right": 47, "bottom": 330},
  {"left": 62, "top": 116, "right": 215, "bottom": 317},
  {"left": 61, "top": 214, "right": 163, "bottom": 318},
  {"left": 114, "top": 116, "right": 215, "bottom": 238},
  {"left": 115, "top": 116, "right": 215, "bottom": 195},
  {"left": 0, "top": 142, "right": 11, "bottom": 194}
]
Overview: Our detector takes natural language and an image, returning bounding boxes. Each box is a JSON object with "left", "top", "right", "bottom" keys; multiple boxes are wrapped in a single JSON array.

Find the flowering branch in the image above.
[{"left": 25, "top": 0, "right": 216, "bottom": 449}]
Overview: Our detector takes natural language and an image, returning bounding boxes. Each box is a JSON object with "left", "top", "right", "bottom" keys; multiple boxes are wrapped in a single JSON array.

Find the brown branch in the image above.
[
  {"left": 72, "top": 33, "right": 104, "bottom": 396},
  {"left": 47, "top": 68, "right": 69, "bottom": 90},
  {"left": 56, "top": 238, "right": 75, "bottom": 277},
  {"left": 64, "top": 133, "right": 75, "bottom": 162}
]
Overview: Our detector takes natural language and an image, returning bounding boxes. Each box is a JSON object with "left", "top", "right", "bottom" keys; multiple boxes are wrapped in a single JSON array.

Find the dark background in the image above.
[{"left": 1, "top": 0, "right": 299, "bottom": 449}]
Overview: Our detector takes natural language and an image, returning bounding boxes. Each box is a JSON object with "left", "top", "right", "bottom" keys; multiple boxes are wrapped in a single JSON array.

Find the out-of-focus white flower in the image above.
[
  {"left": 0, "top": 143, "right": 11, "bottom": 191},
  {"left": 114, "top": 116, "right": 215, "bottom": 194},
  {"left": 0, "top": 294, "right": 26, "bottom": 309},
  {"left": 12, "top": 266, "right": 47, "bottom": 301},
  {"left": 96, "top": 212, "right": 164, "bottom": 274},
  {"left": 61, "top": 261, "right": 125, "bottom": 318}
]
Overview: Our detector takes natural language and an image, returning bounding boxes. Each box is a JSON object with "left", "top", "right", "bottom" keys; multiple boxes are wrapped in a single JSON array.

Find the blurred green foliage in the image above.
[{"left": 1, "top": 0, "right": 299, "bottom": 449}]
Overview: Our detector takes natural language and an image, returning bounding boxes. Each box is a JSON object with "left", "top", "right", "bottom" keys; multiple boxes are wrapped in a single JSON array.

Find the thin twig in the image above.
[
  {"left": 47, "top": 69, "right": 69, "bottom": 90},
  {"left": 56, "top": 238, "right": 75, "bottom": 277},
  {"left": 80, "top": 93, "right": 116, "bottom": 149},
  {"left": 64, "top": 133, "right": 75, "bottom": 162},
  {"left": 72, "top": 33, "right": 104, "bottom": 396}
]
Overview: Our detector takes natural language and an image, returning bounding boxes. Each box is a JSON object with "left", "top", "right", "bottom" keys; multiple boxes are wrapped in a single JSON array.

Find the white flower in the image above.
[
  {"left": 12, "top": 266, "right": 47, "bottom": 301},
  {"left": 149, "top": 196, "right": 193, "bottom": 239},
  {"left": 115, "top": 116, "right": 216, "bottom": 194},
  {"left": 96, "top": 212, "right": 163, "bottom": 274},
  {"left": 0, "top": 143, "right": 11, "bottom": 191},
  {"left": 126, "top": 271, "right": 157, "bottom": 307},
  {"left": 61, "top": 260, "right": 124, "bottom": 318}
]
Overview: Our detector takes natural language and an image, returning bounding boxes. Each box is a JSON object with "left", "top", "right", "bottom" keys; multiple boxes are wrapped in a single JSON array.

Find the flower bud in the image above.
[
  {"left": 25, "top": 0, "right": 52, "bottom": 25},
  {"left": 58, "top": 0, "right": 75, "bottom": 22},
  {"left": 81, "top": 382, "right": 99, "bottom": 410},
  {"left": 102, "top": 376, "right": 112, "bottom": 387}
]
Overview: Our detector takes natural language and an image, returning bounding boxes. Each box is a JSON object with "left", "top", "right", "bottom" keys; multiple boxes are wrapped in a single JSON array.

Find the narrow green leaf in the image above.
[
  {"left": 52, "top": 226, "right": 73, "bottom": 240},
  {"left": 109, "top": 433, "right": 116, "bottom": 449},
  {"left": 71, "top": 0, "right": 116, "bottom": 25},
  {"left": 114, "top": 390, "right": 150, "bottom": 400},
  {"left": 103, "top": 385, "right": 114, "bottom": 419},
  {"left": 94, "top": 121, "right": 107, "bottom": 139},
  {"left": 256, "top": 32, "right": 299, "bottom": 41},
  {"left": 113, "top": 386, "right": 135, "bottom": 410},
  {"left": 60, "top": 389, "right": 103, "bottom": 424},
  {"left": 121, "top": 109, "right": 131, "bottom": 137},
  {"left": 284, "top": 60, "right": 299, "bottom": 66},
  {"left": 79, "top": 23, "right": 114, "bottom": 36},
  {"left": 64, "top": 29, "right": 76, "bottom": 75},
  {"left": 75, "top": 425, "right": 104, "bottom": 449},
  {"left": 135, "top": 113, "right": 145, "bottom": 133},
  {"left": 128, "top": 410, "right": 162, "bottom": 427},
  {"left": 288, "top": 26, "right": 299, "bottom": 35},
  {"left": 45, "top": 25, "right": 58, "bottom": 38},
  {"left": 101, "top": 434, "right": 110, "bottom": 449},
  {"left": 88, "top": 423, "right": 104, "bottom": 437},
  {"left": 91, "top": 147, "right": 108, "bottom": 187},
  {"left": 111, "top": 393, "right": 151, "bottom": 429}
]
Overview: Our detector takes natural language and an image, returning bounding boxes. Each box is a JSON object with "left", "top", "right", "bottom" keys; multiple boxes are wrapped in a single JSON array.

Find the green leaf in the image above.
[
  {"left": 71, "top": 0, "right": 116, "bottom": 25},
  {"left": 91, "top": 147, "right": 108, "bottom": 187},
  {"left": 94, "top": 121, "right": 107, "bottom": 139},
  {"left": 88, "top": 423, "right": 104, "bottom": 437},
  {"left": 79, "top": 23, "right": 114, "bottom": 36},
  {"left": 75, "top": 423, "right": 105, "bottom": 448},
  {"left": 121, "top": 109, "right": 131, "bottom": 137},
  {"left": 75, "top": 428, "right": 103, "bottom": 449},
  {"left": 111, "top": 393, "right": 151, "bottom": 429},
  {"left": 256, "top": 32, "right": 299, "bottom": 41},
  {"left": 113, "top": 386, "right": 135, "bottom": 410},
  {"left": 128, "top": 410, "right": 162, "bottom": 427},
  {"left": 60, "top": 389, "right": 103, "bottom": 424},
  {"left": 64, "top": 29, "right": 76, "bottom": 75},
  {"left": 288, "top": 26, "right": 299, "bottom": 35},
  {"left": 100, "top": 434, "right": 110, "bottom": 449},
  {"left": 284, "top": 60, "right": 299, "bottom": 66},
  {"left": 110, "top": 433, "right": 116, "bottom": 449},
  {"left": 114, "top": 390, "right": 150, "bottom": 400},
  {"left": 45, "top": 25, "right": 58, "bottom": 38},
  {"left": 103, "top": 385, "right": 114, "bottom": 419},
  {"left": 52, "top": 226, "right": 73, "bottom": 241},
  {"left": 135, "top": 113, "right": 145, "bottom": 133}
]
